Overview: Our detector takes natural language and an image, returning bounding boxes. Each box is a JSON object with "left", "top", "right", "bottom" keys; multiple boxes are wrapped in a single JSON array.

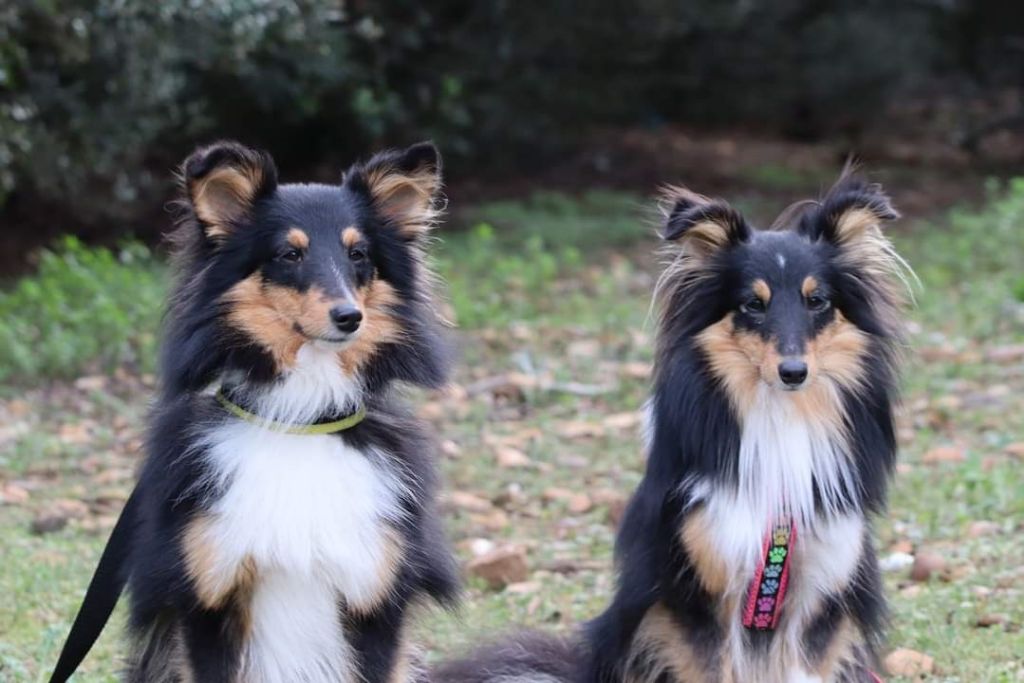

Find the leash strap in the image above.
[
  {"left": 49, "top": 487, "right": 139, "bottom": 683},
  {"left": 742, "top": 521, "right": 796, "bottom": 630}
]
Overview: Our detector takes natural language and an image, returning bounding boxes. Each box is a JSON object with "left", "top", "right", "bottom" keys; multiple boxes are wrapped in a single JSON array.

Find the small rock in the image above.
[
  {"left": 884, "top": 648, "right": 934, "bottom": 677},
  {"left": 975, "top": 613, "right": 1008, "bottom": 628},
  {"left": 880, "top": 552, "right": 915, "bottom": 573},
  {"left": 467, "top": 545, "right": 529, "bottom": 589},
  {"left": 921, "top": 446, "right": 965, "bottom": 464},
  {"left": 567, "top": 494, "right": 593, "bottom": 514},
  {"left": 1, "top": 483, "right": 30, "bottom": 505},
  {"left": 967, "top": 521, "right": 1000, "bottom": 538},
  {"left": 910, "top": 552, "right": 946, "bottom": 582},
  {"left": 31, "top": 514, "right": 68, "bottom": 535},
  {"left": 1005, "top": 442, "right": 1024, "bottom": 459},
  {"left": 495, "top": 446, "right": 532, "bottom": 469},
  {"left": 440, "top": 440, "right": 462, "bottom": 458},
  {"left": 543, "top": 487, "right": 574, "bottom": 502}
]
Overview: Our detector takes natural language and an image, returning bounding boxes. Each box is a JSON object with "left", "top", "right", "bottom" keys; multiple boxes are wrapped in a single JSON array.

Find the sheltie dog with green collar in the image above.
[
  {"left": 50, "top": 141, "right": 458, "bottom": 683},
  {"left": 434, "top": 172, "right": 909, "bottom": 683}
]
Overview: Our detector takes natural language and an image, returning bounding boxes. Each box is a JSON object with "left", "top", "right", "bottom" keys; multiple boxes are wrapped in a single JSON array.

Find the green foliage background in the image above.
[{"left": 1, "top": 1, "right": 1018, "bottom": 252}]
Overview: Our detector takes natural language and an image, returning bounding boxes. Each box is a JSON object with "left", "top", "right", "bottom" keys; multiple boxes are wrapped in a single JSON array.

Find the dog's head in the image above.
[
  {"left": 164, "top": 141, "right": 447, "bottom": 395},
  {"left": 656, "top": 173, "right": 909, "bottom": 413}
]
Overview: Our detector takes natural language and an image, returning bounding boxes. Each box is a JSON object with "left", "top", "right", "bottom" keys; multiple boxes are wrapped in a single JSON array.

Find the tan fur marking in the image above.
[
  {"left": 813, "top": 616, "right": 859, "bottom": 678},
  {"left": 833, "top": 207, "right": 879, "bottom": 244},
  {"left": 366, "top": 166, "right": 438, "bottom": 238},
  {"left": 192, "top": 165, "right": 262, "bottom": 238},
  {"left": 680, "top": 509, "right": 729, "bottom": 596},
  {"left": 286, "top": 227, "right": 309, "bottom": 250},
  {"left": 801, "top": 275, "right": 819, "bottom": 298},
  {"left": 338, "top": 277, "right": 402, "bottom": 374},
  {"left": 695, "top": 315, "right": 762, "bottom": 415},
  {"left": 696, "top": 311, "right": 866, "bottom": 429},
  {"left": 341, "top": 226, "right": 363, "bottom": 248},
  {"left": 626, "top": 605, "right": 713, "bottom": 683},
  {"left": 182, "top": 516, "right": 258, "bottom": 611},
  {"left": 223, "top": 276, "right": 307, "bottom": 370},
  {"left": 752, "top": 278, "right": 772, "bottom": 303},
  {"left": 345, "top": 527, "right": 406, "bottom": 615}
]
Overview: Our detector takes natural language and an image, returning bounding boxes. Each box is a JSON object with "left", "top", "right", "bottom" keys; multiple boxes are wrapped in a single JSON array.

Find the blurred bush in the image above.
[
  {"left": 0, "top": 237, "right": 164, "bottom": 383},
  {"left": 0, "top": 1, "right": 1019, "bottom": 259}
]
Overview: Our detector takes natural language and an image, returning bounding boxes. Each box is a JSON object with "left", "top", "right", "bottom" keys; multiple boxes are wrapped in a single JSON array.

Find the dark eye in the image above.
[
  {"left": 348, "top": 246, "right": 367, "bottom": 262},
  {"left": 278, "top": 248, "right": 303, "bottom": 264},
  {"left": 807, "top": 294, "right": 830, "bottom": 312},
  {"left": 740, "top": 297, "right": 767, "bottom": 315}
]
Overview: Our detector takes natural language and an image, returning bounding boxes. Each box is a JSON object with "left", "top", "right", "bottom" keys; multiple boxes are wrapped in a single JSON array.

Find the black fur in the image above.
[
  {"left": 59, "top": 140, "right": 459, "bottom": 682},
  {"left": 434, "top": 173, "right": 906, "bottom": 683}
]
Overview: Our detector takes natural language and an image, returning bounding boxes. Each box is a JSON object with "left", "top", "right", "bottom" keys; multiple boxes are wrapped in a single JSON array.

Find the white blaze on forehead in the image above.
[{"left": 776, "top": 253, "right": 787, "bottom": 269}]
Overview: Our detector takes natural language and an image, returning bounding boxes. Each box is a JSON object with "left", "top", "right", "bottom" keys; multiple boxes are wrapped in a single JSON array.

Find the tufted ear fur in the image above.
[
  {"left": 345, "top": 141, "right": 442, "bottom": 240},
  {"left": 800, "top": 173, "right": 899, "bottom": 246},
  {"left": 660, "top": 186, "right": 750, "bottom": 254},
  {"left": 181, "top": 141, "right": 278, "bottom": 240}
]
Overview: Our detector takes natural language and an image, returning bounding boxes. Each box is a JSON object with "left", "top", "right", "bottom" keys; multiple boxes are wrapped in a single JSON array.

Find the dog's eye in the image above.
[
  {"left": 348, "top": 247, "right": 367, "bottom": 263},
  {"left": 740, "top": 297, "right": 767, "bottom": 315},
  {"left": 806, "top": 294, "right": 830, "bottom": 312},
  {"left": 278, "top": 249, "right": 303, "bottom": 264}
]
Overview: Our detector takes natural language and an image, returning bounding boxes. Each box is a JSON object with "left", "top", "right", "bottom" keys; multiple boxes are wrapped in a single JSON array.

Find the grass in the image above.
[{"left": 1, "top": 183, "right": 1023, "bottom": 681}]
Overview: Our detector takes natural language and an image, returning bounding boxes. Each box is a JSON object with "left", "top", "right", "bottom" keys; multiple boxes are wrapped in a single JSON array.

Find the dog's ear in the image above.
[
  {"left": 660, "top": 186, "right": 750, "bottom": 253},
  {"left": 801, "top": 173, "right": 898, "bottom": 246},
  {"left": 346, "top": 141, "right": 442, "bottom": 240},
  {"left": 181, "top": 142, "right": 278, "bottom": 240}
]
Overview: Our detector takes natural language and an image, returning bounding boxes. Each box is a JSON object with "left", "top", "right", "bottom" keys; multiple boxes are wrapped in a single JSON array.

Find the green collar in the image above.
[{"left": 215, "top": 389, "right": 366, "bottom": 435}]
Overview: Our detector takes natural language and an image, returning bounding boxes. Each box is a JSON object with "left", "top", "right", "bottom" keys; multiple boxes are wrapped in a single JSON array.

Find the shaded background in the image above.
[
  {"left": 2, "top": 3, "right": 1024, "bottom": 682},
  {"left": 3, "top": 0, "right": 1024, "bottom": 268}
]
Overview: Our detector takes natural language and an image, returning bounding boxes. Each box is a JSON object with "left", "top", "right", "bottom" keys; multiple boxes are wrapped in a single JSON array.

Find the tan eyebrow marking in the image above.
[
  {"left": 802, "top": 275, "right": 819, "bottom": 298},
  {"left": 286, "top": 228, "right": 309, "bottom": 250},
  {"left": 752, "top": 279, "right": 772, "bottom": 303},
  {"left": 341, "top": 226, "right": 363, "bottom": 248}
]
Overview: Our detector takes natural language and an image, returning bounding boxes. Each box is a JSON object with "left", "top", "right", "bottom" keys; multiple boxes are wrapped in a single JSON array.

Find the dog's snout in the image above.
[
  {"left": 778, "top": 359, "right": 808, "bottom": 387},
  {"left": 329, "top": 304, "right": 363, "bottom": 334}
]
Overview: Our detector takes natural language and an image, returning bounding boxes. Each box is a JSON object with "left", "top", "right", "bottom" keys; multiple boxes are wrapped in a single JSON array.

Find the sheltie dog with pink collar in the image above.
[
  {"left": 435, "top": 172, "right": 909, "bottom": 683},
  {"left": 50, "top": 141, "right": 458, "bottom": 683}
]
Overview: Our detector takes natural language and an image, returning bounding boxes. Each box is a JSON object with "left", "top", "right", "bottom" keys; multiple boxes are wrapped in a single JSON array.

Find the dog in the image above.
[
  {"left": 49, "top": 141, "right": 459, "bottom": 683},
  {"left": 434, "top": 172, "right": 909, "bottom": 683}
]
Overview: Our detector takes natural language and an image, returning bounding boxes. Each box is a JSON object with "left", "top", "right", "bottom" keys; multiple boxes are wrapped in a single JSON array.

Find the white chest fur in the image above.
[
  {"left": 685, "top": 388, "right": 866, "bottom": 682},
  {"left": 198, "top": 420, "right": 404, "bottom": 683}
]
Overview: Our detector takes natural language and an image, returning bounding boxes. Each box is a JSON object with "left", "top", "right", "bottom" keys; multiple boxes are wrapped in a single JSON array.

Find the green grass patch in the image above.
[
  {"left": 2, "top": 184, "right": 1023, "bottom": 682},
  {"left": 0, "top": 237, "right": 164, "bottom": 386}
]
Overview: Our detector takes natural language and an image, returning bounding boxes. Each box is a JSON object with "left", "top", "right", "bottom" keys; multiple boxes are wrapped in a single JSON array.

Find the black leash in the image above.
[{"left": 48, "top": 486, "right": 139, "bottom": 683}]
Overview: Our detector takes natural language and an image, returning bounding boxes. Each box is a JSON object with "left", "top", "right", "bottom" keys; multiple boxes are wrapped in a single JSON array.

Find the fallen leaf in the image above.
[
  {"left": 1, "top": 483, "right": 30, "bottom": 505},
  {"left": 557, "top": 421, "right": 604, "bottom": 439},
  {"left": 445, "top": 491, "right": 493, "bottom": 513},
  {"left": 921, "top": 446, "right": 965, "bottom": 464},
  {"left": 495, "top": 446, "right": 532, "bottom": 469},
  {"left": 602, "top": 411, "right": 641, "bottom": 431},
  {"left": 884, "top": 648, "right": 934, "bottom": 677}
]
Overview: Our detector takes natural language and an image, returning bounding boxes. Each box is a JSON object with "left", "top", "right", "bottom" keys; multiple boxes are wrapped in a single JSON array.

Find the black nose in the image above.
[
  {"left": 329, "top": 305, "right": 363, "bottom": 334},
  {"left": 778, "top": 359, "right": 808, "bottom": 387}
]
